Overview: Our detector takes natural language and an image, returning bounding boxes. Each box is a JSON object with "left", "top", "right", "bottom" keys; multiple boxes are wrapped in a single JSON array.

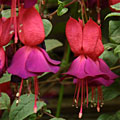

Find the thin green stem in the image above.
[{"left": 56, "top": 43, "right": 70, "bottom": 117}]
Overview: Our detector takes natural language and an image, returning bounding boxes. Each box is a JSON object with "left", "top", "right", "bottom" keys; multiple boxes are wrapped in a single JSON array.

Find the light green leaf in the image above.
[
  {"left": 104, "top": 43, "right": 117, "bottom": 50},
  {"left": 0, "top": 72, "right": 11, "bottom": 84},
  {"left": 50, "top": 118, "right": 66, "bottom": 120},
  {"left": 109, "top": 20, "right": 120, "bottom": 44},
  {"left": 42, "top": 19, "right": 52, "bottom": 37},
  {"left": 114, "top": 45, "right": 120, "bottom": 54},
  {"left": 111, "top": 3, "right": 120, "bottom": 11},
  {"left": 45, "top": 39, "right": 63, "bottom": 51},
  {"left": 9, "top": 94, "right": 46, "bottom": 120},
  {"left": 1, "top": 9, "right": 11, "bottom": 18},
  {"left": 57, "top": 4, "right": 68, "bottom": 16},
  {"left": 35, "top": 4, "right": 39, "bottom": 12},
  {"left": 105, "top": 12, "right": 120, "bottom": 19},
  {"left": 100, "top": 50, "right": 118, "bottom": 67},
  {"left": 0, "top": 93, "right": 10, "bottom": 110}
]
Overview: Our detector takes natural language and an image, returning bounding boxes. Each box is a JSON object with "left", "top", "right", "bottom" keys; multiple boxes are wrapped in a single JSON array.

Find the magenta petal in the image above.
[
  {"left": 65, "top": 56, "right": 87, "bottom": 79},
  {"left": 85, "top": 57, "right": 108, "bottom": 78},
  {"left": 40, "top": 48, "right": 61, "bottom": 65},
  {"left": 7, "top": 46, "right": 37, "bottom": 79},
  {"left": 24, "top": 0, "right": 37, "bottom": 8},
  {"left": 88, "top": 77, "right": 114, "bottom": 87},
  {"left": 98, "top": 59, "right": 119, "bottom": 79},
  {"left": 26, "top": 48, "right": 60, "bottom": 73},
  {"left": 0, "top": 47, "right": 5, "bottom": 71}
]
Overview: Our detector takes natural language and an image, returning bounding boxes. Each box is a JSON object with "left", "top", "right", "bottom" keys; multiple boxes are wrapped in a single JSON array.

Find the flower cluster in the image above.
[{"left": 65, "top": 17, "right": 119, "bottom": 118}]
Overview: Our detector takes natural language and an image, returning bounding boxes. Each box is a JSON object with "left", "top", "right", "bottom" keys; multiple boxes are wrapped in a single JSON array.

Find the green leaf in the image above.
[
  {"left": 105, "top": 12, "right": 120, "bottom": 19},
  {"left": 57, "top": 4, "right": 68, "bottom": 16},
  {"left": 114, "top": 45, "right": 120, "bottom": 54},
  {"left": 35, "top": 4, "right": 39, "bottom": 12},
  {"left": 104, "top": 43, "right": 117, "bottom": 50},
  {"left": 111, "top": 3, "right": 120, "bottom": 11},
  {"left": 109, "top": 20, "right": 120, "bottom": 44},
  {"left": 116, "top": 111, "right": 120, "bottom": 119},
  {"left": 45, "top": 39, "right": 63, "bottom": 51},
  {"left": 42, "top": 19, "right": 52, "bottom": 37},
  {"left": 9, "top": 94, "right": 46, "bottom": 120},
  {"left": 100, "top": 50, "right": 118, "bottom": 67},
  {"left": 97, "top": 114, "right": 110, "bottom": 120},
  {"left": 50, "top": 118, "right": 66, "bottom": 120},
  {"left": 0, "top": 93, "right": 10, "bottom": 110},
  {"left": 1, "top": 110, "right": 9, "bottom": 120},
  {"left": 0, "top": 72, "right": 11, "bottom": 84},
  {"left": 1, "top": 9, "right": 11, "bottom": 18}
]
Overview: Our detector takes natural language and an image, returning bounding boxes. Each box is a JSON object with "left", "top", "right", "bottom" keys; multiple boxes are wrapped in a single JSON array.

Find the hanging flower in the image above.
[
  {"left": 65, "top": 17, "right": 119, "bottom": 118},
  {"left": 7, "top": 6, "right": 60, "bottom": 113}
]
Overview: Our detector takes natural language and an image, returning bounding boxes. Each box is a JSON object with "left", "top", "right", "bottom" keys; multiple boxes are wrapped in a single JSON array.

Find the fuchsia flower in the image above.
[
  {"left": 7, "top": 6, "right": 60, "bottom": 113},
  {"left": 65, "top": 17, "right": 119, "bottom": 118}
]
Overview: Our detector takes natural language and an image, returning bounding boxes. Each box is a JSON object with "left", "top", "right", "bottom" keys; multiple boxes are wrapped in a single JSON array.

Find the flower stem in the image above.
[
  {"left": 56, "top": 42, "right": 71, "bottom": 117},
  {"left": 110, "top": 65, "right": 120, "bottom": 70}
]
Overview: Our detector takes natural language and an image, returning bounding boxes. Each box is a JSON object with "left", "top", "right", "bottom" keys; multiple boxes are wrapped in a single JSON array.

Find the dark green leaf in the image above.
[
  {"left": 50, "top": 118, "right": 66, "bottom": 120},
  {"left": 109, "top": 20, "right": 120, "bottom": 44},
  {"left": 9, "top": 94, "right": 46, "bottom": 120},
  {"left": 42, "top": 19, "right": 52, "bottom": 37},
  {"left": 114, "top": 45, "right": 120, "bottom": 54},
  {"left": 105, "top": 12, "right": 120, "bottom": 19},
  {"left": 0, "top": 93, "right": 10, "bottom": 110},
  {"left": 97, "top": 114, "right": 111, "bottom": 120},
  {"left": 116, "top": 111, "right": 120, "bottom": 119},
  {"left": 1, "top": 110, "right": 9, "bottom": 120},
  {"left": 45, "top": 39, "right": 63, "bottom": 51},
  {"left": 0, "top": 72, "right": 11, "bottom": 84},
  {"left": 111, "top": 3, "right": 120, "bottom": 11}
]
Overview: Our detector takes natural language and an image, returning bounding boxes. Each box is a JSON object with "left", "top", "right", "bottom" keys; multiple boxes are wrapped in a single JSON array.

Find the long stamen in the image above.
[
  {"left": 97, "top": 87, "right": 100, "bottom": 112},
  {"left": 76, "top": 82, "right": 81, "bottom": 108},
  {"left": 16, "top": 79, "right": 23, "bottom": 105},
  {"left": 97, "top": 0, "right": 101, "bottom": 24},
  {"left": 79, "top": 79, "right": 83, "bottom": 119},
  {"left": 86, "top": 80, "right": 88, "bottom": 108},
  {"left": 34, "top": 76, "right": 39, "bottom": 113},
  {"left": 72, "top": 83, "right": 78, "bottom": 107},
  {"left": 11, "top": 0, "right": 18, "bottom": 43}
]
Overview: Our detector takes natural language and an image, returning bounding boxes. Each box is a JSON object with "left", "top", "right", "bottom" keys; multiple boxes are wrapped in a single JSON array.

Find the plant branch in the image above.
[{"left": 44, "top": 0, "right": 77, "bottom": 18}]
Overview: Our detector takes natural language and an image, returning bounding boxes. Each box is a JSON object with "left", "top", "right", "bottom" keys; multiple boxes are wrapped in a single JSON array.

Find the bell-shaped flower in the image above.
[
  {"left": 7, "top": 6, "right": 60, "bottom": 113},
  {"left": 65, "top": 17, "right": 119, "bottom": 118}
]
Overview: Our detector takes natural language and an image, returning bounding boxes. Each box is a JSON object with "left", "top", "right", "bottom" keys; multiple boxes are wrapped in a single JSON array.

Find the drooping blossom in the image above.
[
  {"left": 0, "top": 17, "right": 14, "bottom": 76},
  {"left": 7, "top": 6, "right": 60, "bottom": 113},
  {"left": 65, "top": 17, "right": 119, "bottom": 118},
  {"left": 0, "top": 0, "right": 37, "bottom": 8}
]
